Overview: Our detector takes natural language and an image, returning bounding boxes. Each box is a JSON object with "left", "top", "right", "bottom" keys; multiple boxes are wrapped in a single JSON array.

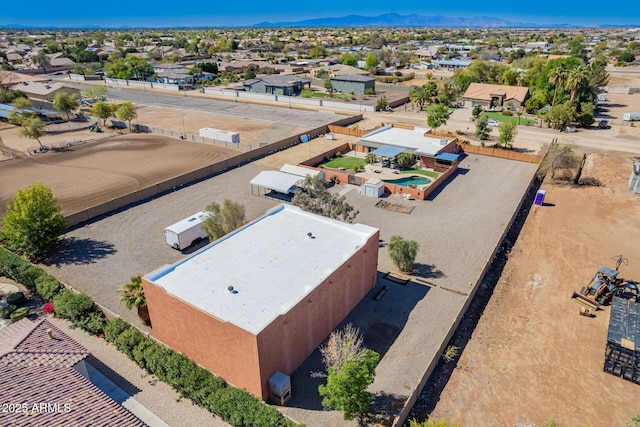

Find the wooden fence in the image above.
[{"left": 459, "top": 144, "right": 543, "bottom": 164}]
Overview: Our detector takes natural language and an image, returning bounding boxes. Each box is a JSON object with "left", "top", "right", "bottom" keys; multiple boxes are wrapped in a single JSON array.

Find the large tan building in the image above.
[{"left": 143, "top": 204, "right": 379, "bottom": 400}]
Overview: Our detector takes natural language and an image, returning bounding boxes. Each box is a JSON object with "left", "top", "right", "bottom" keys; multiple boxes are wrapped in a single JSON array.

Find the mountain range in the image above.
[{"left": 254, "top": 13, "right": 565, "bottom": 28}]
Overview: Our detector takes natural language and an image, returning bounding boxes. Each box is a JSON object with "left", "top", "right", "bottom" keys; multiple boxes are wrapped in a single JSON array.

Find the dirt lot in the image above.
[
  {"left": 0, "top": 134, "right": 238, "bottom": 215},
  {"left": 429, "top": 151, "right": 640, "bottom": 426}
]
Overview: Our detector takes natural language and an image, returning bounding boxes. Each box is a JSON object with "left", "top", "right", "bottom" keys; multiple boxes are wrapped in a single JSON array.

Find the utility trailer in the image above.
[{"left": 164, "top": 211, "right": 211, "bottom": 250}]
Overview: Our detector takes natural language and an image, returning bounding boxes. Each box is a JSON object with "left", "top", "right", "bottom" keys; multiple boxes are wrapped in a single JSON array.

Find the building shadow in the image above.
[
  {"left": 85, "top": 354, "right": 142, "bottom": 397},
  {"left": 363, "top": 392, "right": 408, "bottom": 426},
  {"left": 285, "top": 271, "right": 430, "bottom": 411},
  {"left": 425, "top": 167, "right": 469, "bottom": 201},
  {"left": 49, "top": 237, "right": 116, "bottom": 266}
]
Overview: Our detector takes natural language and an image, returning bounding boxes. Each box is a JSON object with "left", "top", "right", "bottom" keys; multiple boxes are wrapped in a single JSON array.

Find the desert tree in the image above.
[
  {"left": 52, "top": 92, "right": 78, "bottom": 119},
  {"left": 201, "top": 199, "right": 246, "bottom": 241},
  {"left": 497, "top": 121, "right": 518, "bottom": 149},
  {"left": 426, "top": 103, "right": 449, "bottom": 130},
  {"left": 318, "top": 324, "right": 380, "bottom": 420},
  {"left": 388, "top": 235, "right": 419, "bottom": 273},
  {"left": 1, "top": 183, "right": 67, "bottom": 260},
  {"left": 32, "top": 50, "right": 51, "bottom": 73},
  {"left": 8, "top": 97, "right": 33, "bottom": 125},
  {"left": 292, "top": 175, "right": 359, "bottom": 223},
  {"left": 19, "top": 116, "right": 46, "bottom": 148},
  {"left": 116, "top": 101, "right": 137, "bottom": 130},
  {"left": 475, "top": 116, "right": 492, "bottom": 140},
  {"left": 91, "top": 101, "right": 114, "bottom": 126}
]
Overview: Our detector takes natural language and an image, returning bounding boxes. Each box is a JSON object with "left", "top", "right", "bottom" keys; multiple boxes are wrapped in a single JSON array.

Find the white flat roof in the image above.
[
  {"left": 250, "top": 170, "right": 303, "bottom": 194},
  {"left": 361, "top": 125, "right": 453, "bottom": 156},
  {"left": 279, "top": 164, "right": 323, "bottom": 178},
  {"left": 146, "top": 205, "right": 378, "bottom": 335}
]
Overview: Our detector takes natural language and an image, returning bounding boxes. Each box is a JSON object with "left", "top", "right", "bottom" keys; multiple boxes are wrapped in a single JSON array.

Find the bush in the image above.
[
  {"left": 6, "top": 291, "right": 25, "bottom": 305},
  {"left": 104, "top": 317, "right": 130, "bottom": 342},
  {"left": 502, "top": 110, "right": 513, "bottom": 116},
  {"left": 1, "top": 305, "right": 17, "bottom": 319},
  {"left": 10, "top": 306, "right": 29, "bottom": 321},
  {"left": 101, "top": 317, "right": 300, "bottom": 427},
  {"left": 114, "top": 326, "right": 146, "bottom": 359},
  {"left": 52, "top": 291, "right": 107, "bottom": 334},
  {"left": 35, "top": 275, "right": 63, "bottom": 301}
]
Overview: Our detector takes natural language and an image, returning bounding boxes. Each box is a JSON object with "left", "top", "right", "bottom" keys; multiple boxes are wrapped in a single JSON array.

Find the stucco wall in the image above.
[
  {"left": 255, "top": 231, "right": 379, "bottom": 398},
  {"left": 143, "top": 228, "right": 379, "bottom": 400},
  {"left": 143, "top": 278, "right": 263, "bottom": 397}
]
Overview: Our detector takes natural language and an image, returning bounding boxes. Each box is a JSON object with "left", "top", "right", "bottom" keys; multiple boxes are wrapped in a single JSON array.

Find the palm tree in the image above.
[
  {"left": 565, "top": 65, "right": 589, "bottom": 103},
  {"left": 548, "top": 67, "right": 565, "bottom": 108},
  {"left": 119, "top": 276, "right": 151, "bottom": 326}
]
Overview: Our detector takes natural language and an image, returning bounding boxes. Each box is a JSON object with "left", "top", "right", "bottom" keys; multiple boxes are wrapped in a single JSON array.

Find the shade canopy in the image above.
[
  {"left": 250, "top": 171, "right": 302, "bottom": 194},
  {"left": 370, "top": 145, "right": 405, "bottom": 158},
  {"left": 435, "top": 152, "right": 460, "bottom": 162}
]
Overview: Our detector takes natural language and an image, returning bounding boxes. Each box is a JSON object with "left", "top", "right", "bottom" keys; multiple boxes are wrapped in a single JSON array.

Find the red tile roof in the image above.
[
  {"left": 0, "top": 319, "right": 89, "bottom": 367},
  {"left": 462, "top": 82, "right": 529, "bottom": 103},
  {"left": 0, "top": 319, "right": 146, "bottom": 426},
  {"left": 1, "top": 365, "right": 146, "bottom": 426}
]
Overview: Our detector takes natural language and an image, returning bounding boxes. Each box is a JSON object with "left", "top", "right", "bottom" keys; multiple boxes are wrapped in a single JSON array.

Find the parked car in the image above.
[
  {"left": 487, "top": 119, "right": 499, "bottom": 127},
  {"left": 597, "top": 120, "right": 610, "bottom": 129}
]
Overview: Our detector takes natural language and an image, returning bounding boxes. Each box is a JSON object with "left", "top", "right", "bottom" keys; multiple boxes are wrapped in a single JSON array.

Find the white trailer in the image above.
[
  {"left": 164, "top": 211, "right": 211, "bottom": 250},
  {"left": 199, "top": 127, "right": 240, "bottom": 143},
  {"left": 623, "top": 112, "right": 640, "bottom": 121}
]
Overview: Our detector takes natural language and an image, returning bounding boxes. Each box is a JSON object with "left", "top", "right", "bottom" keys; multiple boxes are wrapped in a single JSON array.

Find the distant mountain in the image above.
[{"left": 254, "top": 13, "right": 544, "bottom": 28}]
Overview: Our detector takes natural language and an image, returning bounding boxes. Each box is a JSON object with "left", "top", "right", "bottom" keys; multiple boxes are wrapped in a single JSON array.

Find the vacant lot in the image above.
[
  {"left": 430, "top": 151, "right": 640, "bottom": 426},
  {"left": 0, "top": 134, "right": 239, "bottom": 215}
]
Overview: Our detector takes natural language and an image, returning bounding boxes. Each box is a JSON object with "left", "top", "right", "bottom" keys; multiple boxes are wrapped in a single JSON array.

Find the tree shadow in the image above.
[
  {"left": 49, "top": 237, "right": 117, "bottom": 266},
  {"left": 413, "top": 262, "right": 446, "bottom": 279},
  {"left": 360, "top": 392, "right": 408, "bottom": 426}
]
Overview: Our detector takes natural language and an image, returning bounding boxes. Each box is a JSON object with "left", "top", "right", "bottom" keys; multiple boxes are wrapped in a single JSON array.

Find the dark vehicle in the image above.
[{"left": 598, "top": 120, "right": 610, "bottom": 129}]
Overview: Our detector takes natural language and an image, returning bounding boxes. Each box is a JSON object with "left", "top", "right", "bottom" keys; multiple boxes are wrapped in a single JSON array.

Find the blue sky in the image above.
[{"left": 1, "top": 2, "right": 638, "bottom": 27}]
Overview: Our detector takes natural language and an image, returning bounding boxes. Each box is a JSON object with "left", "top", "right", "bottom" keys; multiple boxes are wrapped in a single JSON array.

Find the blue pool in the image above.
[{"left": 388, "top": 176, "right": 432, "bottom": 187}]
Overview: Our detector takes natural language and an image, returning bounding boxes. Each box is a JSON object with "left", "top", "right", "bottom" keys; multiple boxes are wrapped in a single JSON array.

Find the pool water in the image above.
[{"left": 389, "top": 176, "right": 432, "bottom": 187}]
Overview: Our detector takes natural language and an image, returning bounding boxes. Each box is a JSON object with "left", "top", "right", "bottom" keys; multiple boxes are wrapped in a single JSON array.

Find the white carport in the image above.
[
  {"left": 250, "top": 171, "right": 303, "bottom": 198},
  {"left": 279, "top": 164, "right": 325, "bottom": 181}
]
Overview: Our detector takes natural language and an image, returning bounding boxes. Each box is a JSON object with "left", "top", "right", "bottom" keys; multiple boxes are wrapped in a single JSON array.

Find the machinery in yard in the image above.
[{"left": 572, "top": 255, "right": 637, "bottom": 313}]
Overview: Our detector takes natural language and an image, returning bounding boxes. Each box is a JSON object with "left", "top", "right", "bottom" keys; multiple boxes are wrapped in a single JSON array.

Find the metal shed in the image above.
[{"left": 360, "top": 179, "right": 385, "bottom": 198}]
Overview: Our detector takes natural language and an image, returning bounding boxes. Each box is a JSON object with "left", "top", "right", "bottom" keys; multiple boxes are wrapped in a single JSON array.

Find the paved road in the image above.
[{"left": 106, "top": 88, "right": 342, "bottom": 128}]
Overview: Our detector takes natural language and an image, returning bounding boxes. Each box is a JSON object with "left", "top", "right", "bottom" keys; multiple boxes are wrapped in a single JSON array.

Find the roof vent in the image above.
[
  {"left": 227, "top": 285, "right": 234, "bottom": 293},
  {"left": 307, "top": 232, "right": 315, "bottom": 239},
  {"left": 46, "top": 329, "right": 53, "bottom": 339},
  {"left": 440, "top": 138, "right": 448, "bottom": 145}
]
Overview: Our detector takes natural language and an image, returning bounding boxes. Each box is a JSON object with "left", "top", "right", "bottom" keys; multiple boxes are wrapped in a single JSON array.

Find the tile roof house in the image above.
[
  {"left": 461, "top": 82, "right": 530, "bottom": 109},
  {"left": 0, "top": 319, "right": 146, "bottom": 426}
]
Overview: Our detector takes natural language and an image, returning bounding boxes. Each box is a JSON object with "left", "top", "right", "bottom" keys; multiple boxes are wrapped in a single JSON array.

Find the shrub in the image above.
[
  {"left": 52, "top": 291, "right": 107, "bottom": 334},
  {"left": 10, "top": 306, "right": 30, "bottom": 321},
  {"left": 1, "top": 305, "right": 17, "bottom": 319},
  {"left": 35, "top": 275, "right": 63, "bottom": 301},
  {"left": 53, "top": 291, "right": 94, "bottom": 320},
  {"left": 104, "top": 317, "right": 130, "bottom": 342},
  {"left": 502, "top": 110, "right": 513, "bottom": 116},
  {"left": 76, "top": 311, "right": 108, "bottom": 334},
  {"left": 114, "top": 326, "right": 146, "bottom": 359},
  {"left": 7, "top": 291, "right": 25, "bottom": 305}
]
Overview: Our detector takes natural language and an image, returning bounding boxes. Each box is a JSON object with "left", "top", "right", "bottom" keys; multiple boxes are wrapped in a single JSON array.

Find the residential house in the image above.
[
  {"left": 330, "top": 74, "right": 375, "bottom": 95},
  {"left": 461, "top": 82, "right": 530, "bottom": 109},
  {"left": 243, "top": 74, "right": 310, "bottom": 96},
  {"left": 0, "top": 318, "right": 147, "bottom": 426},
  {"left": 10, "top": 82, "right": 81, "bottom": 102}
]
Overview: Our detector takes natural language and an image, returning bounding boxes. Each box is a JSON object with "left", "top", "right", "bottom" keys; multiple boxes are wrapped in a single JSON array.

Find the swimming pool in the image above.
[{"left": 387, "top": 176, "right": 432, "bottom": 187}]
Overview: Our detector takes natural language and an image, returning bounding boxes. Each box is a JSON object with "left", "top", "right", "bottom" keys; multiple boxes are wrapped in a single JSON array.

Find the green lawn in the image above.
[
  {"left": 480, "top": 112, "right": 538, "bottom": 126},
  {"left": 422, "top": 104, "right": 456, "bottom": 112},
  {"left": 323, "top": 157, "right": 368, "bottom": 169},
  {"left": 401, "top": 169, "right": 440, "bottom": 178}
]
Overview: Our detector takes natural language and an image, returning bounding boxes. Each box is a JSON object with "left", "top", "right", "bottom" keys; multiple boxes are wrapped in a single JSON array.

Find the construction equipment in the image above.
[{"left": 572, "top": 266, "right": 623, "bottom": 310}]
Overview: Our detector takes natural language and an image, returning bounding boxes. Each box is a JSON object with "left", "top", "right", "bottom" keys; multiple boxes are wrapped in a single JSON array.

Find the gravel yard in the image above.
[{"left": 41, "top": 149, "right": 537, "bottom": 425}]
